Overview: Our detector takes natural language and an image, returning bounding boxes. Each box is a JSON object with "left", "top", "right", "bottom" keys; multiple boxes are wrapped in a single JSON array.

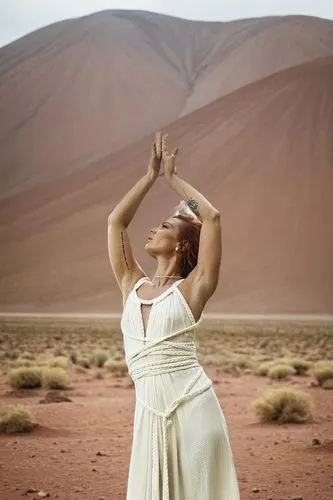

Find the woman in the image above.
[{"left": 108, "top": 132, "right": 240, "bottom": 500}]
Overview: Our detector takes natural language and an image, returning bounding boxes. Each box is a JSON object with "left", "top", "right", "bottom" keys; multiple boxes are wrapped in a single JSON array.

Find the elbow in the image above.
[
  {"left": 208, "top": 209, "right": 220, "bottom": 221},
  {"left": 108, "top": 213, "right": 127, "bottom": 228}
]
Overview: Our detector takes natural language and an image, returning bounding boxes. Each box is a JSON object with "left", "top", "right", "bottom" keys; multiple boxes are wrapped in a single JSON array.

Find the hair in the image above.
[{"left": 172, "top": 213, "right": 202, "bottom": 278}]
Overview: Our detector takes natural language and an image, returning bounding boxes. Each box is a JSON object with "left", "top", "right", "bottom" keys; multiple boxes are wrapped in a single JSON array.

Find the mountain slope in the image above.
[
  {"left": 0, "top": 56, "right": 332, "bottom": 313},
  {"left": 0, "top": 12, "right": 332, "bottom": 198}
]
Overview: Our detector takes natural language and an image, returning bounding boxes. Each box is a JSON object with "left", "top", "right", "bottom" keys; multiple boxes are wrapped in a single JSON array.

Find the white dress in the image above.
[{"left": 120, "top": 276, "right": 240, "bottom": 500}]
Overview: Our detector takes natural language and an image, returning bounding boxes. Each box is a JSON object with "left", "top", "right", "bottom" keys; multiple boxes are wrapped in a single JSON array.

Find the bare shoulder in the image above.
[{"left": 177, "top": 275, "right": 210, "bottom": 323}]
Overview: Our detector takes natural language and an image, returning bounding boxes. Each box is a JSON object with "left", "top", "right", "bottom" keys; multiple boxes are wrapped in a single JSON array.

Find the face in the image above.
[{"left": 145, "top": 217, "right": 184, "bottom": 258}]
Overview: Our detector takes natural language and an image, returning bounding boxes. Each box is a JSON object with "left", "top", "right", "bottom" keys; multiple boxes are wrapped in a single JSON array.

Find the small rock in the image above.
[
  {"left": 23, "top": 488, "right": 38, "bottom": 495},
  {"left": 312, "top": 438, "right": 321, "bottom": 446},
  {"left": 291, "top": 496, "right": 303, "bottom": 500},
  {"left": 37, "top": 492, "right": 50, "bottom": 498},
  {"left": 92, "top": 468, "right": 97, "bottom": 472},
  {"left": 252, "top": 487, "right": 260, "bottom": 493},
  {"left": 96, "top": 451, "right": 108, "bottom": 457}
]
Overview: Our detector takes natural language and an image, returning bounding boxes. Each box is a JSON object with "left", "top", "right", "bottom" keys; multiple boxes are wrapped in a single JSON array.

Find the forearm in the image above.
[
  {"left": 165, "top": 174, "right": 219, "bottom": 221},
  {"left": 108, "top": 173, "right": 155, "bottom": 227}
]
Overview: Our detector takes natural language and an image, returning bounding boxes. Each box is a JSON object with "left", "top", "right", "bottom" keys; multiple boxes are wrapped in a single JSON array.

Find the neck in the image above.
[{"left": 152, "top": 262, "right": 181, "bottom": 285}]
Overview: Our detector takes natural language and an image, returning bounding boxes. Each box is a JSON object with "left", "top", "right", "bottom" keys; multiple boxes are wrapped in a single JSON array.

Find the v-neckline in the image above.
[{"left": 134, "top": 278, "right": 182, "bottom": 305}]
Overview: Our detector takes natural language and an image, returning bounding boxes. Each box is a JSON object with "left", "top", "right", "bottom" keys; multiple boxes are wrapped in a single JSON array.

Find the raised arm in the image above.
[
  {"left": 162, "top": 134, "right": 221, "bottom": 306},
  {"left": 108, "top": 134, "right": 162, "bottom": 299}
]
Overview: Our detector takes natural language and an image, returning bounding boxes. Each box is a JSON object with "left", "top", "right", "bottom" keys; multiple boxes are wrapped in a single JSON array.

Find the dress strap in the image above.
[
  {"left": 133, "top": 276, "right": 150, "bottom": 291},
  {"left": 174, "top": 278, "right": 184, "bottom": 287}
]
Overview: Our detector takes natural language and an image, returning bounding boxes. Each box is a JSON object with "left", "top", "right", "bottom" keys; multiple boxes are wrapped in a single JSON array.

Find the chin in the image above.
[{"left": 144, "top": 243, "right": 156, "bottom": 257}]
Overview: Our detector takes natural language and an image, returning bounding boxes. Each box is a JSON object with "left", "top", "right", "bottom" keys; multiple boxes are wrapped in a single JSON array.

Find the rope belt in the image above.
[{"left": 125, "top": 324, "right": 213, "bottom": 500}]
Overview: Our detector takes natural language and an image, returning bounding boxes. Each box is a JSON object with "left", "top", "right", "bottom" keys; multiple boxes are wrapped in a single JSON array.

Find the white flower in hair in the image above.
[{"left": 174, "top": 200, "right": 198, "bottom": 219}]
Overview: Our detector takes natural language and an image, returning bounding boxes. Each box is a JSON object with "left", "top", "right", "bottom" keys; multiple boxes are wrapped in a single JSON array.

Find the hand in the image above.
[
  {"left": 161, "top": 133, "right": 179, "bottom": 179},
  {"left": 147, "top": 132, "right": 162, "bottom": 181}
]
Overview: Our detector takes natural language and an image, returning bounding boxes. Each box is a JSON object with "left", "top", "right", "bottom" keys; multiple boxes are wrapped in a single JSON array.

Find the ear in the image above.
[{"left": 179, "top": 240, "right": 190, "bottom": 252}]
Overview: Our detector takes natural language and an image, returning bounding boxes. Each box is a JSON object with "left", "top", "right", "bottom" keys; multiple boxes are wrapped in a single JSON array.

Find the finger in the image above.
[
  {"left": 162, "top": 133, "right": 168, "bottom": 153},
  {"left": 171, "top": 147, "right": 179, "bottom": 160},
  {"left": 155, "top": 131, "right": 162, "bottom": 155}
]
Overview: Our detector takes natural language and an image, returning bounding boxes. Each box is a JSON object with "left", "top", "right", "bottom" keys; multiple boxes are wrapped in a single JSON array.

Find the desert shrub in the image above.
[
  {"left": 252, "top": 387, "right": 313, "bottom": 423},
  {"left": 77, "top": 357, "right": 91, "bottom": 369},
  {"left": 90, "top": 350, "right": 108, "bottom": 368},
  {"left": 322, "top": 379, "right": 333, "bottom": 390},
  {"left": 42, "top": 367, "right": 69, "bottom": 390},
  {"left": 69, "top": 351, "right": 78, "bottom": 364},
  {"left": 285, "top": 357, "right": 312, "bottom": 374},
  {"left": 311, "top": 361, "right": 333, "bottom": 386},
  {"left": 9, "top": 358, "right": 35, "bottom": 369},
  {"left": 47, "top": 356, "right": 69, "bottom": 370},
  {"left": 229, "top": 356, "right": 256, "bottom": 371},
  {"left": 113, "top": 352, "right": 125, "bottom": 362},
  {"left": 256, "top": 358, "right": 294, "bottom": 376},
  {"left": 104, "top": 359, "right": 128, "bottom": 376},
  {"left": 267, "top": 364, "right": 296, "bottom": 380},
  {"left": 255, "top": 361, "right": 276, "bottom": 376},
  {"left": 8, "top": 367, "right": 42, "bottom": 389},
  {"left": 0, "top": 405, "right": 35, "bottom": 433}
]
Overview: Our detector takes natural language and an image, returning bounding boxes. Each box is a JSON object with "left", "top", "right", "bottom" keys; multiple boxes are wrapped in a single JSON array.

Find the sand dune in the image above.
[
  {"left": 0, "top": 56, "right": 332, "bottom": 314},
  {"left": 1, "top": 12, "right": 333, "bottom": 198}
]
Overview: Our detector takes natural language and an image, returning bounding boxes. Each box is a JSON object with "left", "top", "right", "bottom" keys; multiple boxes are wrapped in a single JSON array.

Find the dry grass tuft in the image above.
[
  {"left": 284, "top": 357, "right": 312, "bottom": 374},
  {"left": 69, "top": 351, "right": 78, "bottom": 364},
  {"left": 0, "top": 404, "right": 35, "bottom": 433},
  {"left": 311, "top": 361, "right": 333, "bottom": 386},
  {"left": 255, "top": 360, "right": 276, "bottom": 376},
  {"left": 46, "top": 356, "right": 69, "bottom": 370},
  {"left": 41, "top": 367, "right": 69, "bottom": 390},
  {"left": 252, "top": 387, "right": 313, "bottom": 423},
  {"left": 104, "top": 359, "right": 128, "bottom": 376},
  {"left": 90, "top": 350, "right": 108, "bottom": 368},
  {"left": 267, "top": 364, "right": 296, "bottom": 380},
  {"left": 9, "top": 358, "right": 35, "bottom": 369},
  {"left": 8, "top": 367, "right": 42, "bottom": 389}
]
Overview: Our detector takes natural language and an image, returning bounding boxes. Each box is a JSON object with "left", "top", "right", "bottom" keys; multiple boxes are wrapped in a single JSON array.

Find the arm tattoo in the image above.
[
  {"left": 121, "top": 232, "right": 130, "bottom": 270},
  {"left": 187, "top": 197, "right": 199, "bottom": 215},
  {"left": 183, "top": 189, "right": 200, "bottom": 216}
]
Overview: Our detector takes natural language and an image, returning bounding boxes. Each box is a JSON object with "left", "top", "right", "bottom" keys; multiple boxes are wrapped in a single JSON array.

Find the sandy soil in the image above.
[{"left": 1, "top": 367, "right": 332, "bottom": 500}]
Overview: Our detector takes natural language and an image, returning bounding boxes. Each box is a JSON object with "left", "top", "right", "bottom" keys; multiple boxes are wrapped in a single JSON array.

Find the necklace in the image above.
[{"left": 153, "top": 275, "right": 182, "bottom": 279}]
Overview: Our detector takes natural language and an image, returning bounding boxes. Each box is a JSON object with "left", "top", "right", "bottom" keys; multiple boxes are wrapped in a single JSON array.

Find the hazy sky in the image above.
[{"left": 1, "top": 0, "right": 333, "bottom": 47}]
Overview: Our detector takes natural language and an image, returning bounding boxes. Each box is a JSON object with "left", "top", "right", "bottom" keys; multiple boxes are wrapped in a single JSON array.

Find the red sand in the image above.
[{"left": 1, "top": 369, "right": 332, "bottom": 500}]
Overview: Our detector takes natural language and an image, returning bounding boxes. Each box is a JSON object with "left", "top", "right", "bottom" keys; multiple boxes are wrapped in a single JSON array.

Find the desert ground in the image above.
[{"left": 0, "top": 314, "right": 332, "bottom": 500}]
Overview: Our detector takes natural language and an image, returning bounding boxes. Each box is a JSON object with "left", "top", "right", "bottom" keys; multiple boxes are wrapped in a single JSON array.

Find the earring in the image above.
[{"left": 175, "top": 245, "right": 179, "bottom": 251}]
